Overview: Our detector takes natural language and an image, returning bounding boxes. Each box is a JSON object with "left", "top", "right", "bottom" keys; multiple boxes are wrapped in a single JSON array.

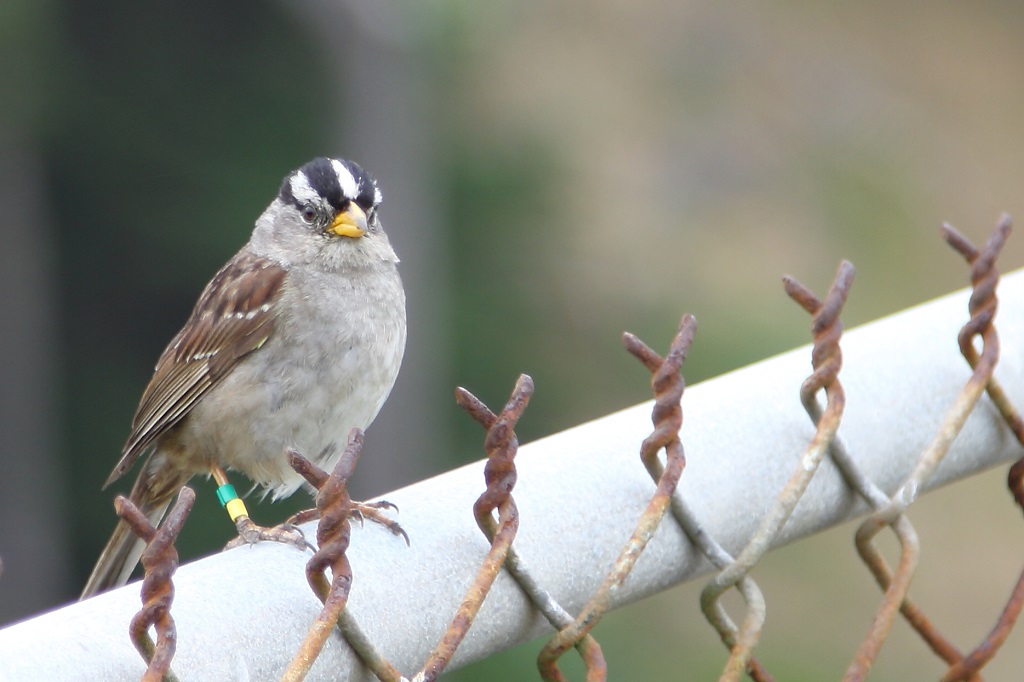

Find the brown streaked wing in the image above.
[{"left": 104, "top": 251, "right": 287, "bottom": 487}]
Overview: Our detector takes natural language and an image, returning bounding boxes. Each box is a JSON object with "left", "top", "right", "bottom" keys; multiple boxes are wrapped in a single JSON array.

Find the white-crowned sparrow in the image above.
[{"left": 81, "top": 157, "right": 406, "bottom": 598}]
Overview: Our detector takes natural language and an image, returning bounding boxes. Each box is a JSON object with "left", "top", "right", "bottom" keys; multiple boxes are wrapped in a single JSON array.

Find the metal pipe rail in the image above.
[{"left": 2, "top": 270, "right": 1024, "bottom": 681}]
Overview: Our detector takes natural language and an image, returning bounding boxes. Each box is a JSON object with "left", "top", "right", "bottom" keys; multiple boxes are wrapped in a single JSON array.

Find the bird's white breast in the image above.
[{"left": 181, "top": 261, "right": 406, "bottom": 499}]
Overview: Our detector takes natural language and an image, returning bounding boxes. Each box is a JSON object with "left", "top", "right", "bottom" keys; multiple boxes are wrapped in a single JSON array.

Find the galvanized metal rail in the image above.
[{"left": 2, "top": 269, "right": 1024, "bottom": 681}]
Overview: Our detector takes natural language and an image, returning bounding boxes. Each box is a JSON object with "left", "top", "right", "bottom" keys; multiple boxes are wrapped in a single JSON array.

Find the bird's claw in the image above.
[
  {"left": 225, "top": 499, "right": 408, "bottom": 553},
  {"left": 224, "top": 516, "right": 315, "bottom": 552},
  {"left": 284, "top": 500, "right": 408, "bottom": 545},
  {"left": 352, "top": 500, "right": 409, "bottom": 546}
]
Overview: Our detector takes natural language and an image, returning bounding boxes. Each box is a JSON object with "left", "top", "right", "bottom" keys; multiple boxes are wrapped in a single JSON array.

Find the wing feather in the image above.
[{"left": 104, "top": 251, "right": 287, "bottom": 487}]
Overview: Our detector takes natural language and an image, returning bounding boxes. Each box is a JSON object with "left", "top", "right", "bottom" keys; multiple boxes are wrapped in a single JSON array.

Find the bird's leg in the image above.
[{"left": 211, "top": 465, "right": 311, "bottom": 551}]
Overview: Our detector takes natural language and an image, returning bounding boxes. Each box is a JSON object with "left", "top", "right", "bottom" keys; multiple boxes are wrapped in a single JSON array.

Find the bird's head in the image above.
[{"left": 252, "top": 157, "right": 397, "bottom": 270}]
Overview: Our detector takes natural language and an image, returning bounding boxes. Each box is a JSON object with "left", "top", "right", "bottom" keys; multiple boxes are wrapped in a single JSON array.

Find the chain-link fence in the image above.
[{"left": 1, "top": 219, "right": 1023, "bottom": 681}]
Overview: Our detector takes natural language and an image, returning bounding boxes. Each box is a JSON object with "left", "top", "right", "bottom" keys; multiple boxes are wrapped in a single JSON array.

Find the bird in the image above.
[{"left": 81, "top": 157, "right": 407, "bottom": 599}]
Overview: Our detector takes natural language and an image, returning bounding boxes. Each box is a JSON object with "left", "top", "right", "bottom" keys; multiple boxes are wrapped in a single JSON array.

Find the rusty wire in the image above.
[
  {"left": 493, "top": 543, "right": 607, "bottom": 674},
  {"left": 618, "top": 313, "right": 770, "bottom": 679},
  {"left": 666, "top": 494, "right": 774, "bottom": 682},
  {"left": 800, "top": 323, "right": 967, "bottom": 672},
  {"left": 414, "top": 374, "right": 533, "bottom": 682},
  {"left": 454, "top": 378, "right": 607, "bottom": 676},
  {"left": 782, "top": 260, "right": 964, "bottom": 678},
  {"left": 116, "top": 486, "right": 194, "bottom": 682},
  {"left": 620, "top": 314, "right": 774, "bottom": 682},
  {"left": 844, "top": 219, "right": 1009, "bottom": 681},
  {"left": 675, "top": 259, "right": 851, "bottom": 679},
  {"left": 698, "top": 262, "right": 852, "bottom": 681},
  {"left": 803, "top": 358, "right": 965, "bottom": 673},
  {"left": 282, "top": 431, "right": 404, "bottom": 682},
  {"left": 935, "top": 216, "right": 1024, "bottom": 682},
  {"left": 536, "top": 315, "right": 695, "bottom": 682}
]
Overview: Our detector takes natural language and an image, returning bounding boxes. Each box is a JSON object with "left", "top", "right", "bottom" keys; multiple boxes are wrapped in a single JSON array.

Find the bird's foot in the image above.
[
  {"left": 224, "top": 515, "right": 315, "bottom": 552},
  {"left": 351, "top": 500, "right": 409, "bottom": 545},
  {"left": 283, "top": 500, "right": 409, "bottom": 546}
]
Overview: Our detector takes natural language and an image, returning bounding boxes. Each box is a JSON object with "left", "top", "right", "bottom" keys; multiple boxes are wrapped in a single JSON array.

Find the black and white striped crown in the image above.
[{"left": 279, "top": 157, "right": 381, "bottom": 214}]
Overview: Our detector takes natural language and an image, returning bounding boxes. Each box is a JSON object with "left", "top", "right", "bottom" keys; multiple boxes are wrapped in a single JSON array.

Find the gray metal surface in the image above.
[{"left": 2, "top": 270, "right": 1023, "bottom": 681}]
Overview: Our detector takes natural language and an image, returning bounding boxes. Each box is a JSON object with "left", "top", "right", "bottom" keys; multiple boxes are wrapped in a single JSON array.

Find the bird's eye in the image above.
[{"left": 300, "top": 204, "right": 318, "bottom": 224}]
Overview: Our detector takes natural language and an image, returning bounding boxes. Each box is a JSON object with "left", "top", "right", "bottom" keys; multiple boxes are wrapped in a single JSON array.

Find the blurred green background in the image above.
[{"left": 3, "top": 0, "right": 1024, "bottom": 679}]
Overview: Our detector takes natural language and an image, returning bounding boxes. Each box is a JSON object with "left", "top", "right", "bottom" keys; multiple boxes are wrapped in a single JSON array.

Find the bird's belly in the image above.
[{"left": 179, "top": 333, "right": 401, "bottom": 499}]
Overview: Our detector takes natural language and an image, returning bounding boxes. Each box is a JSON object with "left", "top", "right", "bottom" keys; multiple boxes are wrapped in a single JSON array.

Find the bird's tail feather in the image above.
[{"left": 80, "top": 472, "right": 184, "bottom": 600}]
